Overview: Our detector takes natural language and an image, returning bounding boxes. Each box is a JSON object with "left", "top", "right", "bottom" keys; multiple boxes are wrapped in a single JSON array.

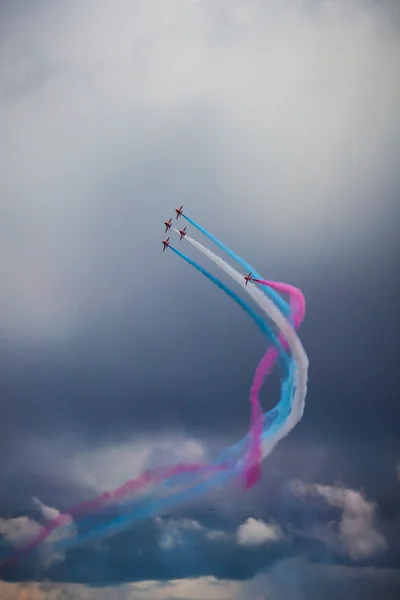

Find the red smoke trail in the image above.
[
  {"left": 244, "top": 280, "right": 306, "bottom": 488},
  {"left": 2, "top": 462, "right": 230, "bottom": 567}
]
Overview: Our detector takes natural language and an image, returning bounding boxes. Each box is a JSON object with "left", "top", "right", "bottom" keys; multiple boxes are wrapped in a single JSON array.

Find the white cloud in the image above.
[
  {"left": 236, "top": 517, "right": 283, "bottom": 547},
  {"left": 291, "top": 479, "right": 387, "bottom": 560},
  {"left": 0, "top": 497, "right": 76, "bottom": 568},
  {"left": 68, "top": 435, "right": 209, "bottom": 494},
  {"left": 32, "top": 496, "right": 61, "bottom": 522},
  {"left": 206, "top": 528, "right": 229, "bottom": 542},
  {"left": 0, "top": 515, "right": 41, "bottom": 547},
  {"left": 156, "top": 515, "right": 230, "bottom": 550},
  {"left": 156, "top": 517, "right": 204, "bottom": 550},
  {"left": 177, "top": 518, "right": 204, "bottom": 531},
  {"left": 156, "top": 513, "right": 284, "bottom": 552},
  {"left": 31, "top": 496, "right": 77, "bottom": 554},
  {"left": 128, "top": 576, "right": 238, "bottom": 600}
]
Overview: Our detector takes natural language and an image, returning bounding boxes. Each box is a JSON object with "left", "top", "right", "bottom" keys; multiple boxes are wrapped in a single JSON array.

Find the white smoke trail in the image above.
[{"left": 177, "top": 232, "right": 309, "bottom": 461}]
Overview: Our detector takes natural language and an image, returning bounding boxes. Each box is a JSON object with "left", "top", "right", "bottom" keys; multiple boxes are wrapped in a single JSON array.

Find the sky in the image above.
[{"left": 1, "top": 0, "right": 400, "bottom": 598}]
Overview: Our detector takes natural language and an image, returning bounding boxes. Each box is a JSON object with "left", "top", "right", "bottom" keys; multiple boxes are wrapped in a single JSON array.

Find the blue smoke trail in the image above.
[
  {"left": 54, "top": 466, "right": 240, "bottom": 553},
  {"left": 182, "top": 214, "right": 291, "bottom": 322},
  {"left": 51, "top": 367, "right": 296, "bottom": 554},
  {"left": 46, "top": 247, "right": 295, "bottom": 553},
  {"left": 53, "top": 371, "right": 295, "bottom": 553},
  {"left": 169, "top": 246, "right": 289, "bottom": 370}
]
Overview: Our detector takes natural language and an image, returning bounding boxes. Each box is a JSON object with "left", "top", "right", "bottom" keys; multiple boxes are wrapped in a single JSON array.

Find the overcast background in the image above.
[{"left": 1, "top": 0, "right": 400, "bottom": 598}]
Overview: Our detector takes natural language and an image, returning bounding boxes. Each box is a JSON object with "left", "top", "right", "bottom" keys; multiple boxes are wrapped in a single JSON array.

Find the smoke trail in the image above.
[
  {"left": 68, "top": 248, "right": 294, "bottom": 524},
  {"left": 45, "top": 244, "right": 305, "bottom": 554},
  {"left": 168, "top": 246, "right": 289, "bottom": 371},
  {"left": 174, "top": 228, "right": 300, "bottom": 488},
  {"left": 1, "top": 462, "right": 231, "bottom": 567},
  {"left": 6, "top": 230, "right": 307, "bottom": 559},
  {"left": 244, "top": 281, "right": 305, "bottom": 487},
  {"left": 176, "top": 216, "right": 301, "bottom": 487},
  {"left": 182, "top": 214, "right": 291, "bottom": 321},
  {"left": 182, "top": 235, "right": 308, "bottom": 463},
  {"left": 52, "top": 464, "right": 240, "bottom": 554},
  {"left": 169, "top": 244, "right": 296, "bottom": 488},
  {"left": 3, "top": 248, "right": 291, "bottom": 565}
]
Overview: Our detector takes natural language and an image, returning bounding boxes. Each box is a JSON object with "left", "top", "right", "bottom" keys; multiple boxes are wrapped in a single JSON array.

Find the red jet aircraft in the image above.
[
  {"left": 244, "top": 272, "right": 253, "bottom": 286},
  {"left": 162, "top": 237, "right": 170, "bottom": 252},
  {"left": 178, "top": 226, "right": 187, "bottom": 241},
  {"left": 175, "top": 205, "right": 184, "bottom": 219},
  {"left": 164, "top": 218, "right": 172, "bottom": 232}
]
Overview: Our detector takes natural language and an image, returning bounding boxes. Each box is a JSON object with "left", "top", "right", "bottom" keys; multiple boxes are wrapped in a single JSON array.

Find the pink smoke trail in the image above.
[
  {"left": 3, "top": 461, "right": 230, "bottom": 567},
  {"left": 4, "top": 282, "right": 297, "bottom": 563},
  {"left": 244, "top": 280, "right": 306, "bottom": 488}
]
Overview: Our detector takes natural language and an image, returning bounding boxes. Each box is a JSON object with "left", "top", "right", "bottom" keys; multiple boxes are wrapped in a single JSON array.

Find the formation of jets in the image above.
[
  {"left": 162, "top": 205, "right": 185, "bottom": 251},
  {"left": 162, "top": 207, "right": 255, "bottom": 287}
]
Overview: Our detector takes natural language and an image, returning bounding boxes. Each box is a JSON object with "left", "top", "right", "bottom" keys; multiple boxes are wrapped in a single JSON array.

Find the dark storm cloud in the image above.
[
  {"left": 1, "top": 478, "right": 398, "bottom": 586},
  {"left": 1, "top": 0, "right": 399, "bottom": 442},
  {"left": 1, "top": 0, "right": 400, "bottom": 593},
  {"left": 242, "top": 560, "right": 400, "bottom": 600},
  {"left": 1, "top": 515, "right": 287, "bottom": 585}
]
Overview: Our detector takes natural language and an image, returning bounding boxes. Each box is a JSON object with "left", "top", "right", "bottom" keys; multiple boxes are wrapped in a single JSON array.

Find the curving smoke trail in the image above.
[
  {"left": 2, "top": 246, "right": 291, "bottom": 565},
  {"left": 1, "top": 463, "right": 229, "bottom": 567},
  {"left": 244, "top": 280, "right": 306, "bottom": 487},
  {"left": 2, "top": 228, "right": 308, "bottom": 562},
  {"left": 177, "top": 214, "right": 299, "bottom": 487},
  {"left": 46, "top": 245, "right": 297, "bottom": 554},
  {"left": 168, "top": 245, "right": 290, "bottom": 372},
  {"left": 44, "top": 242, "right": 306, "bottom": 555},
  {"left": 181, "top": 234, "right": 308, "bottom": 463},
  {"left": 181, "top": 215, "right": 291, "bottom": 320},
  {"left": 173, "top": 226, "right": 301, "bottom": 487}
]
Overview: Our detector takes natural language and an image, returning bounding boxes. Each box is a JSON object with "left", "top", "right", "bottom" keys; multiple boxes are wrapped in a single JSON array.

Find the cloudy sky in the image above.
[{"left": 1, "top": 0, "right": 400, "bottom": 598}]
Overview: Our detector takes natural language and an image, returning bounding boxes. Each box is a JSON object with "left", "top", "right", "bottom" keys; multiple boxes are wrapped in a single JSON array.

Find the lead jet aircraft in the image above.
[{"left": 175, "top": 205, "right": 184, "bottom": 219}]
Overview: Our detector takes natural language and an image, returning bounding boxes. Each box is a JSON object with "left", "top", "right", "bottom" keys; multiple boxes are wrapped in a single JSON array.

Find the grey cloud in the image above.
[
  {"left": 290, "top": 480, "right": 387, "bottom": 561},
  {"left": 1, "top": 473, "right": 396, "bottom": 585},
  {"left": 238, "top": 559, "right": 400, "bottom": 600},
  {"left": 0, "top": 0, "right": 399, "bottom": 446},
  {"left": 1, "top": 560, "right": 400, "bottom": 599},
  {"left": 1, "top": 0, "right": 399, "bottom": 344},
  {"left": 1, "top": 0, "right": 400, "bottom": 587}
]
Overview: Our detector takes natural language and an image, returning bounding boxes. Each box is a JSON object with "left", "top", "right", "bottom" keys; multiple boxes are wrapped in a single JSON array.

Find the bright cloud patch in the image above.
[
  {"left": 69, "top": 435, "right": 209, "bottom": 494},
  {"left": 236, "top": 517, "right": 283, "bottom": 547},
  {"left": 291, "top": 480, "right": 387, "bottom": 560},
  {"left": 0, "top": 516, "right": 41, "bottom": 548}
]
